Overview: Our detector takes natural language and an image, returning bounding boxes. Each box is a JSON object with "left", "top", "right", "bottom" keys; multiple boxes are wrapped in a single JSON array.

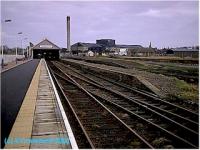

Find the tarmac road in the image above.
[{"left": 1, "top": 59, "right": 40, "bottom": 148}]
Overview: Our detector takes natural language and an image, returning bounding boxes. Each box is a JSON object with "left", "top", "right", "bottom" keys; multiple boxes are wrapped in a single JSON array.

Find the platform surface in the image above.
[
  {"left": 4, "top": 59, "right": 72, "bottom": 149},
  {"left": 1, "top": 59, "right": 40, "bottom": 148},
  {"left": 1, "top": 59, "right": 32, "bottom": 73}
]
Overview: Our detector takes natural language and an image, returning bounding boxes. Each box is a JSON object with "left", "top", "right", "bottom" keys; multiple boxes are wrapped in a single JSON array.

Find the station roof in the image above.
[{"left": 32, "top": 39, "right": 60, "bottom": 50}]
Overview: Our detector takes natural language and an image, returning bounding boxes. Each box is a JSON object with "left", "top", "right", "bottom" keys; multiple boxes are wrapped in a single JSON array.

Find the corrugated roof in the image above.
[
  {"left": 33, "top": 39, "right": 60, "bottom": 50},
  {"left": 72, "top": 42, "right": 102, "bottom": 48},
  {"left": 97, "top": 39, "right": 115, "bottom": 41},
  {"left": 136, "top": 48, "right": 155, "bottom": 53},
  {"left": 116, "top": 45, "right": 143, "bottom": 48},
  {"left": 172, "top": 48, "right": 199, "bottom": 52}
]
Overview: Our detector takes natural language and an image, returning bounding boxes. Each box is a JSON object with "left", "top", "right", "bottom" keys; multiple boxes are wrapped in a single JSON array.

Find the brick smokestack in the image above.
[{"left": 67, "top": 16, "right": 70, "bottom": 52}]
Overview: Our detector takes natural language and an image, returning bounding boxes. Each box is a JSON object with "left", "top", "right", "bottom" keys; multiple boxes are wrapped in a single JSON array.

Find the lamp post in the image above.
[
  {"left": 1, "top": 19, "right": 12, "bottom": 68},
  {"left": 23, "top": 38, "right": 28, "bottom": 58},
  {"left": 17, "top": 32, "right": 23, "bottom": 57},
  {"left": 67, "top": 16, "right": 71, "bottom": 54},
  {"left": 15, "top": 47, "right": 17, "bottom": 64}
]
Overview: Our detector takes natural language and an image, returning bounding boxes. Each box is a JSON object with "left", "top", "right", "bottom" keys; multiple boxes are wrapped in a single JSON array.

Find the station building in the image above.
[{"left": 32, "top": 39, "right": 60, "bottom": 60}]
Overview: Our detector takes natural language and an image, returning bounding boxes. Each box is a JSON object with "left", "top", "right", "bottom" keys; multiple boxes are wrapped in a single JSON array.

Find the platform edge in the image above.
[{"left": 44, "top": 60, "right": 79, "bottom": 149}]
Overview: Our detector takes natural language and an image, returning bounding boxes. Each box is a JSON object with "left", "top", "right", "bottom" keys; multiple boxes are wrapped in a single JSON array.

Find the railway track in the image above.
[
  {"left": 86, "top": 72, "right": 199, "bottom": 126},
  {"left": 49, "top": 61, "right": 199, "bottom": 148},
  {"left": 57, "top": 61, "right": 199, "bottom": 124},
  {"left": 47, "top": 61, "right": 153, "bottom": 148},
  {"left": 61, "top": 59, "right": 198, "bottom": 110},
  {"left": 72, "top": 57, "right": 198, "bottom": 84}
]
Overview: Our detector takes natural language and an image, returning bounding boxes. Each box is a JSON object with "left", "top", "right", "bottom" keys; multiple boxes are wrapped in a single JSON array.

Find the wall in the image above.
[
  {"left": 87, "top": 51, "right": 95, "bottom": 57},
  {"left": 71, "top": 45, "right": 88, "bottom": 53},
  {"left": 127, "top": 48, "right": 155, "bottom": 57},
  {"left": 174, "top": 51, "right": 199, "bottom": 58}
]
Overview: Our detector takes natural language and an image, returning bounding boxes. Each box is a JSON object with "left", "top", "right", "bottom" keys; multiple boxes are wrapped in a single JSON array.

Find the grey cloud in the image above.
[{"left": 1, "top": 1, "right": 198, "bottom": 48}]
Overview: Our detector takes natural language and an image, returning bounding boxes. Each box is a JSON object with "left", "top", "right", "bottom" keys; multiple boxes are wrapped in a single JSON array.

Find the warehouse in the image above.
[
  {"left": 116, "top": 45, "right": 142, "bottom": 56},
  {"left": 96, "top": 39, "right": 115, "bottom": 48},
  {"left": 71, "top": 42, "right": 102, "bottom": 56},
  {"left": 71, "top": 39, "right": 156, "bottom": 57},
  {"left": 32, "top": 39, "right": 60, "bottom": 60},
  {"left": 172, "top": 47, "right": 199, "bottom": 58},
  {"left": 129, "top": 48, "right": 156, "bottom": 57}
]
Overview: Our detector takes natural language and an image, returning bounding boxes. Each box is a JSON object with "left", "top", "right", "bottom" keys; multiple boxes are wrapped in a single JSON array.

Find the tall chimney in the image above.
[{"left": 67, "top": 16, "right": 70, "bottom": 53}]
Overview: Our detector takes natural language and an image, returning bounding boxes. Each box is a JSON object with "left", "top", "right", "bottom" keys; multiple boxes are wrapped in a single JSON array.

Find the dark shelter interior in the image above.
[{"left": 33, "top": 49, "right": 59, "bottom": 60}]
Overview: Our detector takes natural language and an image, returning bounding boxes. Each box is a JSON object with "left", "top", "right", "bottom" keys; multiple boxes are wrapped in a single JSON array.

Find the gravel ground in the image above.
[
  {"left": 134, "top": 71, "right": 180, "bottom": 96},
  {"left": 64, "top": 59, "right": 198, "bottom": 103},
  {"left": 104, "top": 65, "right": 181, "bottom": 98},
  {"left": 79, "top": 57, "right": 198, "bottom": 102}
]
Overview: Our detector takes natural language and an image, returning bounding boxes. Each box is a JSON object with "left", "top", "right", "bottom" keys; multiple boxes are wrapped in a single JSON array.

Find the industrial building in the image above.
[
  {"left": 115, "top": 45, "right": 142, "bottom": 56},
  {"left": 111, "top": 44, "right": 156, "bottom": 57},
  {"left": 126, "top": 42, "right": 156, "bottom": 57},
  {"left": 71, "top": 42, "right": 102, "bottom": 56},
  {"left": 71, "top": 39, "right": 156, "bottom": 57},
  {"left": 157, "top": 47, "right": 199, "bottom": 58},
  {"left": 171, "top": 47, "right": 199, "bottom": 58},
  {"left": 96, "top": 39, "right": 115, "bottom": 47},
  {"left": 127, "top": 47, "right": 156, "bottom": 57},
  {"left": 32, "top": 39, "right": 60, "bottom": 60}
]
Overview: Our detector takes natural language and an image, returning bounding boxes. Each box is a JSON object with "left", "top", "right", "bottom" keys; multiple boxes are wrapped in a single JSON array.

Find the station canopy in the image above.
[{"left": 32, "top": 38, "right": 60, "bottom": 50}]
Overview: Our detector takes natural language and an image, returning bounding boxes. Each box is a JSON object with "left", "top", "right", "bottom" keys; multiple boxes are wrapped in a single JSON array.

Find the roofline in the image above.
[
  {"left": 116, "top": 44, "right": 142, "bottom": 46},
  {"left": 32, "top": 38, "right": 60, "bottom": 49},
  {"left": 96, "top": 39, "right": 115, "bottom": 40},
  {"left": 72, "top": 42, "right": 102, "bottom": 47}
]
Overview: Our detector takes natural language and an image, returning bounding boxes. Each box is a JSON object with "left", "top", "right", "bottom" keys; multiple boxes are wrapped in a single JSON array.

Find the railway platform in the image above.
[
  {"left": 1, "top": 58, "right": 31, "bottom": 73},
  {"left": 4, "top": 59, "right": 78, "bottom": 149},
  {"left": 2, "top": 58, "right": 198, "bottom": 149}
]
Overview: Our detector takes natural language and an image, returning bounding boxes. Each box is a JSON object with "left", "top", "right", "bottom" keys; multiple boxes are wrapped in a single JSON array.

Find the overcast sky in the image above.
[{"left": 1, "top": 1, "right": 199, "bottom": 48}]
